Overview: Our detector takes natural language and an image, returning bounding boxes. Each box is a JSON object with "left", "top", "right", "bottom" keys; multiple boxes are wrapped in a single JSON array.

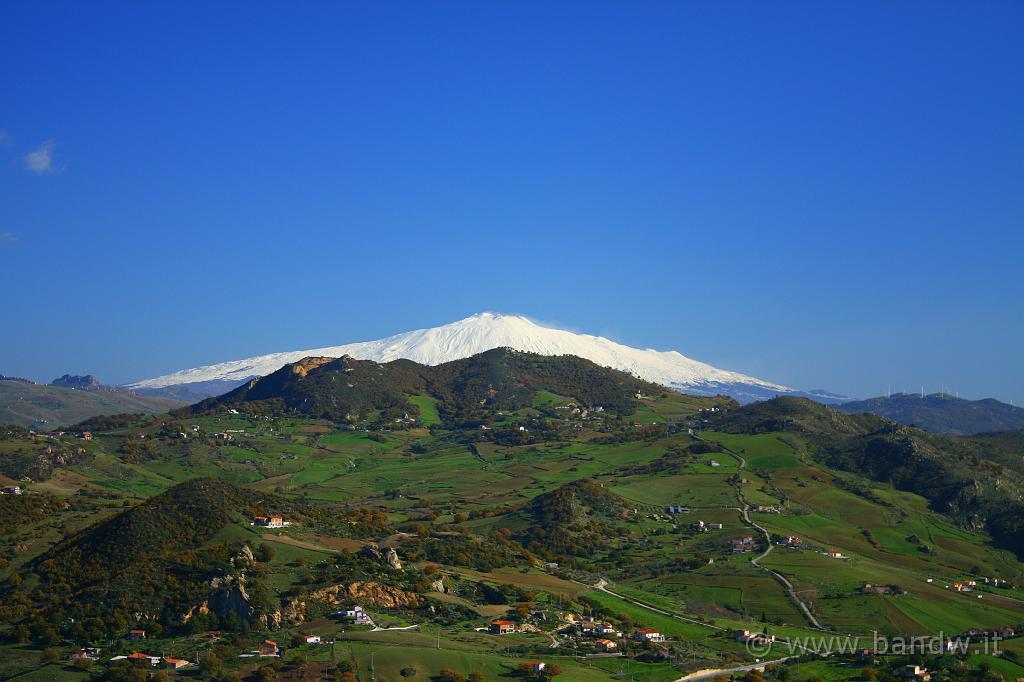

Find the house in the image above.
[
  {"left": 127, "top": 629, "right": 146, "bottom": 640},
  {"left": 525, "top": 661, "right": 546, "bottom": 674},
  {"left": 952, "top": 582, "right": 972, "bottom": 592},
  {"left": 0, "top": 485, "right": 21, "bottom": 495},
  {"left": 69, "top": 648, "right": 99, "bottom": 660},
  {"left": 692, "top": 520, "right": 707, "bottom": 531},
  {"left": 82, "top": 431, "right": 92, "bottom": 441},
  {"left": 254, "top": 514, "right": 284, "bottom": 528},
  {"left": 666, "top": 505, "right": 691, "bottom": 514},
  {"left": 736, "top": 629, "right": 776, "bottom": 644},
  {"left": 126, "top": 652, "right": 158, "bottom": 666},
  {"left": 163, "top": 657, "right": 190, "bottom": 669},
  {"left": 339, "top": 605, "right": 373, "bottom": 625},
  {"left": 303, "top": 634, "right": 321, "bottom": 644},
  {"left": 213, "top": 432, "right": 233, "bottom": 441},
  {"left": 709, "top": 460, "right": 721, "bottom": 467},
  {"left": 595, "top": 638, "right": 618, "bottom": 651},
  {"left": 707, "top": 523, "right": 724, "bottom": 530},
  {"left": 490, "top": 619, "right": 517, "bottom": 634},
  {"left": 633, "top": 628, "right": 665, "bottom": 643},
  {"left": 900, "top": 665, "right": 930, "bottom": 681},
  {"left": 826, "top": 550, "right": 845, "bottom": 559},
  {"left": 579, "top": 621, "right": 617, "bottom": 636},
  {"left": 783, "top": 536, "right": 801, "bottom": 546},
  {"left": 258, "top": 640, "right": 279, "bottom": 656}
]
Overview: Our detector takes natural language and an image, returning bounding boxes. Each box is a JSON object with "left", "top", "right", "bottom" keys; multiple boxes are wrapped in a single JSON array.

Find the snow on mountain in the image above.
[{"left": 127, "top": 312, "right": 830, "bottom": 403}]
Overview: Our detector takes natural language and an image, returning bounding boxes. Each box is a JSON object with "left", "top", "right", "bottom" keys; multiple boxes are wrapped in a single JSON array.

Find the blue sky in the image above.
[{"left": 1, "top": 1, "right": 1022, "bottom": 403}]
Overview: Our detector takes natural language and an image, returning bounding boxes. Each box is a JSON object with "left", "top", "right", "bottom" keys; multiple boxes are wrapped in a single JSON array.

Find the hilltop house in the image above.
[
  {"left": 633, "top": 628, "right": 665, "bottom": 643},
  {"left": 490, "top": 620, "right": 517, "bottom": 634}
]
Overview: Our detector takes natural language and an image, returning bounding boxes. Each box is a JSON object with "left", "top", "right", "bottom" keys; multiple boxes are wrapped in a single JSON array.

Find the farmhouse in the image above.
[
  {"left": 303, "top": 634, "right": 321, "bottom": 644},
  {"left": 633, "top": 628, "right": 665, "bottom": 643},
  {"left": 783, "top": 536, "right": 801, "bottom": 546},
  {"left": 254, "top": 515, "right": 284, "bottom": 528},
  {"left": 579, "top": 620, "right": 617, "bottom": 636},
  {"left": 491, "top": 619, "right": 517, "bottom": 634},
  {"left": 69, "top": 648, "right": 99, "bottom": 660},
  {"left": 339, "top": 605, "right": 372, "bottom": 625},
  {"left": 826, "top": 549, "right": 845, "bottom": 559},
  {"left": 127, "top": 629, "right": 146, "bottom": 640},
  {"left": 736, "top": 629, "right": 776, "bottom": 644},
  {"left": 126, "top": 652, "right": 159, "bottom": 666},
  {"left": 1, "top": 485, "right": 21, "bottom": 495},
  {"left": 900, "top": 665, "right": 930, "bottom": 681},
  {"left": 258, "top": 640, "right": 279, "bottom": 656},
  {"left": 525, "top": 661, "right": 546, "bottom": 674},
  {"left": 595, "top": 638, "right": 618, "bottom": 651}
]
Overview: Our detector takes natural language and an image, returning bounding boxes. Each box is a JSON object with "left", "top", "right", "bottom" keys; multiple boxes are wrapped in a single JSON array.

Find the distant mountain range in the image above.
[
  {"left": 837, "top": 392, "right": 1024, "bottom": 436},
  {"left": 128, "top": 312, "right": 846, "bottom": 404}
]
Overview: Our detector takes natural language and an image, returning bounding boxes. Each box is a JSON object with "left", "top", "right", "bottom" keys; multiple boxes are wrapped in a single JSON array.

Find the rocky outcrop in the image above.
[
  {"left": 208, "top": 573, "right": 254, "bottom": 620},
  {"left": 359, "top": 543, "right": 403, "bottom": 570},
  {"left": 430, "top": 577, "right": 446, "bottom": 593},
  {"left": 259, "top": 597, "right": 307, "bottom": 630},
  {"left": 310, "top": 581, "right": 421, "bottom": 608}
]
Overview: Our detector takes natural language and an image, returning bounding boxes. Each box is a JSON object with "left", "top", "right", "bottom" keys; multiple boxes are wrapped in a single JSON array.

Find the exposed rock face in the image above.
[
  {"left": 259, "top": 597, "right": 307, "bottom": 630},
  {"left": 431, "top": 577, "right": 446, "bottom": 593},
  {"left": 51, "top": 374, "right": 101, "bottom": 389},
  {"left": 182, "top": 602, "right": 210, "bottom": 623},
  {"left": 310, "top": 581, "right": 421, "bottom": 608},
  {"left": 208, "top": 574, "right": 254, "bottom": 620},
  {"left": 360, "top": 543, "right": 402, "bottom": 570}
]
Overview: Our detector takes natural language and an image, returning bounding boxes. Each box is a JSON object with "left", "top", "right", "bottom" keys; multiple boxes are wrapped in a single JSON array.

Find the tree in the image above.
[
  {"left": 200, "top": 651, "right": 223, "bottom": 675},
  {"left": 469, "top": 673, "right": 485, "bottom": 682},
  {"left": 543, "top": 664, "right": 562, "bottom": 678}
]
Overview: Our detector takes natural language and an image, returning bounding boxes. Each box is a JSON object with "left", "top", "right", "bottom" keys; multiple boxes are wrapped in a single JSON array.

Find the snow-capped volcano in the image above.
[{"left": 127, "top": 313, "right": 837, "bottom": 403}]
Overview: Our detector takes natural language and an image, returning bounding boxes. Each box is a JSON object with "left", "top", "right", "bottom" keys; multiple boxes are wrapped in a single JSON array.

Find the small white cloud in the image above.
[
  {"left": 0, "top": 232, "right": 17, "bottom": 247},
  {"left": 24, "top": 140, "right": 60, "bottom": 174}
]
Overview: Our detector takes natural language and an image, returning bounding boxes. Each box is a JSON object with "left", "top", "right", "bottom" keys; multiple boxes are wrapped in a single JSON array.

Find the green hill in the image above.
[
  {"left": 713, "top": 397, "right": 1024, "bottom": 556},
  {"left": 182, "top": 347, "right": 670, "bottom": 426},
  {"left": 837, "top": 392, "right": 1024, "bottom": 435},
  {"left": 0, "top": 379, "right": 185, "bottom": 428}
]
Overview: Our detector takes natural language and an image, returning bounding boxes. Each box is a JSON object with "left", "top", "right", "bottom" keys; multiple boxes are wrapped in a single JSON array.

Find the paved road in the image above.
[{"left": 593, "top": 579, "right": 723, "bottom": 631}]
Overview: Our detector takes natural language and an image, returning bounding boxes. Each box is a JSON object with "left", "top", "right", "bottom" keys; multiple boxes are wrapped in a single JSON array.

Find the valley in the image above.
[{"left": 2, "top": 352, "right": 1023, "bottom": 681}]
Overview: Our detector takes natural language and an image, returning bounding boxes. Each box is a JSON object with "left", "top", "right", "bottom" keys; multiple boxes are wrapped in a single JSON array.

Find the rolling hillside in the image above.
[{"left": 0, "top": 379, "right": 185, "bottom": 428}]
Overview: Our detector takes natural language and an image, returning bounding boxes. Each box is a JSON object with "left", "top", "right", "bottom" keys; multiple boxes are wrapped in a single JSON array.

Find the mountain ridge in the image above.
[
  {"left": 128, "top": 312, "right": 842, "bottom": 404},
  {"left": 837, "top": 392, "right": 1024, "bottom": 435}
]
